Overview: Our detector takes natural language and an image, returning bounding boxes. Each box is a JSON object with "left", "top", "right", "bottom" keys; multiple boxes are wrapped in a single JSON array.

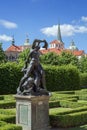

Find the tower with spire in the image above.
[
  {"left": 24, "top": 34, "right": 30, "bottom": 46},
  {"left": 11, "top": 36, "right": 15, "bottom": 45},
  {"left": 69, "top": 40, "right": 78, "bottom": 51},
  {"left": 23, "top": 34, "right": 31, "bottom": 50},
  {"left": 50, "top": 23, "right": 64, "bottom": 49}
]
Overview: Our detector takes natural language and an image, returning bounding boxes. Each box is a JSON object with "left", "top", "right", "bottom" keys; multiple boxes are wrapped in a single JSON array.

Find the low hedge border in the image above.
[
  {"left": 0, "top": 108, "right": 16, "bottom": 115},
  {"left": 50, "top": 111, "right": 87, "bottom": 128},
  {"left": 0, "top": 124, "right": 22, "bottom": 130},
  {"left": 0, "top": 114, "right": 15, "bottom": 123},
  {"left": 50, "top": 93, "right": 79, "bottom": 101},
  {"left": 49, "top": 100, "right": 60, "bottom": 108},
  {"left": 0, "top": 96, "right": 4, "bottom": 100},
  {"left": 0, "top": 101, "right": 16, "bottom": 108},
  {"left": 50, "top": 106, "right": 87, "bottom": 116},
  {"left": 60, "top": 100, "right": 86, "bottom": 108},
  {"left": 0, "top": 121, "right": 7, "bottom": 127}
]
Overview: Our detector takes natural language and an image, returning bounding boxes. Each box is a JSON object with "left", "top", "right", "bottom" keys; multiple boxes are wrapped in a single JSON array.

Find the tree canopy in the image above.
[{"left": 0, "top": 43, "right": 6, "bottom": 63}]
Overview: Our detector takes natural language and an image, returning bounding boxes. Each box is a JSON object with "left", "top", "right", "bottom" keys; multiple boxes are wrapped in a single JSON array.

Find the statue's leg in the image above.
[
  {"left": 38, "top": 64, "right": 47, "bottom": 90},
  {"left": 18, "top": 62, "right": 35, "bottom": 91}
]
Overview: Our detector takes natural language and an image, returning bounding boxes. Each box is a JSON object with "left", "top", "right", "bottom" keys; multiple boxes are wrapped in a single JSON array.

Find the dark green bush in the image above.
[
  {"left": 50, "top": 106, "right": 87, "bottom": 116},
  {"left": 0, "top": 121, "right": 7, "bottom": 127},
  {"left": 0, "top": 108, "right": 16, "bottom": 115},
  {"left": 0, "top": 101, "right": 16, "bottom": 108},
  {"left": 44, "top": 65, "right": 80, "bottom": 91},
  {"left": 0, "top": 124, "right": 22, "bottom": 130},
  {"left": 60, "top": 100, "right": 86, "bottom": 108},
  {"left": 0, "top": 62, "right": 23, "bottom": 94},
  {"left": 0, "top": 96, "right": 4, "bottom": 100},
  {"left": 0, "top": 114, "right": 15, "bottom": 123},
  {"left": 50, "top": 111, "right": 87, "bottom": 128},
  {"left": 0, "top": 63, "right": 80, "bottom": 94},
  {"left": 49, "top": 100, "right": 60, "bottom": 108},
  {"left": 80, "top": 73, "right": 87, "bottom": 88}
]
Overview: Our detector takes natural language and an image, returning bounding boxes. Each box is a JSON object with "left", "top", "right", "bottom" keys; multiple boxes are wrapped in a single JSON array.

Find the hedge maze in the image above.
[
  {"left": 0, "top": 95, "right": 22, "bottom": 130},
  {"left": 0, "top": 89, "right": 87, "bottom": 129},
  {"left": 49, "top": 89, "right": 87, "bottom": 128}
]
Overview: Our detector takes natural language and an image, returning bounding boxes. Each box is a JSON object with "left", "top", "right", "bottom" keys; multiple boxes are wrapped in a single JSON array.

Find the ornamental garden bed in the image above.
[{"left": 0, "top": 89, "right": 87, "bottom": 129}]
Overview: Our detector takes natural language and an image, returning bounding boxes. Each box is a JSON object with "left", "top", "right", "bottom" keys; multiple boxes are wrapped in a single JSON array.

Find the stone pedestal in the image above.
[{"left": 14, "top": 95, "right": 50, "bottom": 130}]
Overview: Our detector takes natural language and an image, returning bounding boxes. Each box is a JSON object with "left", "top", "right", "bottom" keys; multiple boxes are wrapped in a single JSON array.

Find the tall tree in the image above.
[
  {"left": 18, "top": 48, "right": 30, "bottom": 63},
  {"left": 0, "top": 43, "right": 6, "bottom": 63}
]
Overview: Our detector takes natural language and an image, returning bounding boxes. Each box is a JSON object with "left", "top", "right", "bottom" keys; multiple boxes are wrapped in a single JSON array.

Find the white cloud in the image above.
[
  {"left": 0, "top": 19, "right": 17, "bottom": 29},
  {"left": 0, "top": 34, "right": 12, "bottom": 41},
  {"left": 41, "top": 24, "right": 87, "bottom": 37},
  {"left": 81, "top": 16, "right": 87, "bottom": 22}
]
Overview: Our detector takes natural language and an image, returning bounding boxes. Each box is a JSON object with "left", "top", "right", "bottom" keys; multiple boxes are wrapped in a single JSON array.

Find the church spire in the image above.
[
  {"left": 57, "top": 23, "right": 63, "bottom": 42},
  {"left": 11, "top": 35, "right": 15, "bottom": 45},
  {"left": 24, "top": 34, "right": 29, "bottom": 46}
]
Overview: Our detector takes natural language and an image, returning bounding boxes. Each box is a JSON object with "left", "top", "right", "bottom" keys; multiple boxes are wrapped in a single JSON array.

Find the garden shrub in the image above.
[
  {"left": 44, "top": 65, "right": 80, "bottom": 91},
  {"left": 60, "top": 100, "right": 86, "bottom": 108},
  {"left": 0, "top": 96, "right": 4, "bottom": 100},
  {"left": 0, "top": 62, "right": 23, "bottom": 94},
  {"left": 0, "top": 63, "right": 80, "bottom": 94},
  {"left": 50, "top": 92, "right": 79, "bottom": 101},
  {"left": 80, "top": 73, "right": 87, "bottom": 88},
  {"left": 50, "top": 106, "right": 87, "bottom": 116},
  {"left": 0, "top": 100, "right": 16, "bottom": 108},
  {"left": 0, "top": 121, "right": 7, "bottom": 127},
  {"left": 49, "top": 100, "right": 60, "bottom": 108},
  {"left": 0, "top": 124, "right": 22, "bottom": 130},
  {"left": 50, "top": 111, "right": 87, "bottom": 128},
  {"left": 0, "top": 114, "right": 15, "bottom": 123},
  {"left": 0, "top": 108, "right": 16, "bottom": 115}
]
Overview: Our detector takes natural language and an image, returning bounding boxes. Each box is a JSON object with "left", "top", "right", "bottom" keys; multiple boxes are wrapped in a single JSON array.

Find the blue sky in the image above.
[{"left": 0, "top": 0, "right": 87, "bottom": 53}]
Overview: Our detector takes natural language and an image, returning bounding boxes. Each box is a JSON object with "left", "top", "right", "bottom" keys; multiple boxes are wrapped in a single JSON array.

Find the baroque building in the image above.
[
  {"left": 40, "top": 23, "right": 85, "bottom": 58},
  {"left": 5, "top": 35, "right": 31, "bottom": 61}
]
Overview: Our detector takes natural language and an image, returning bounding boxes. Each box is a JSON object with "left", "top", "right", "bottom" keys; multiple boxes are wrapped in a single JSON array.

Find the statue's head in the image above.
[{"left": 32, "top": 39, "right": 48, "bottom": 50}]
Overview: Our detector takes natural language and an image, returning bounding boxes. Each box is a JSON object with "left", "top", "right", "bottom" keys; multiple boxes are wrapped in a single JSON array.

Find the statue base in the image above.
[{"left": 14, "top": 95, "right": 50, "bottom": 130}]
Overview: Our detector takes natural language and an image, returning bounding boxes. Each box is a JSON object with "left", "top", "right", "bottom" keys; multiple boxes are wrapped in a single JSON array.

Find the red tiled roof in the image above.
[
  {"left": 40, "top": 48, "right": 63, "bottom": 55},
  {"left": 40, "top": 48, "right": 84, "bottom": 56},
  {"left": 50, "top": 40, "right": 63, "bottom": 44},
  {"left": 5, "top": 45, "right": 23, "bottom": 52},
  {"left": 73, "top": 50, "right": 84, "bottom": 56}
]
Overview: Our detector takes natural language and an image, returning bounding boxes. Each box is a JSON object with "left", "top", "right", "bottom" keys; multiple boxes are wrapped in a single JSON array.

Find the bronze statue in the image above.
[{"left": 17, "top": 39, "right": 49, "bottom": 95}]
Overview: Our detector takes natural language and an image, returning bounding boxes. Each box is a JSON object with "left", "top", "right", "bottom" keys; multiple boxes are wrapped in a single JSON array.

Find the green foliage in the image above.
[
  {"left": 44, "top": 65, "right": 80, "bottom": 91},
  {"left": 18, "top": 48, "right": 30, "bottom": 63},
  {"left": 0, "top": 62, "right": 23, "bottom": 94},
  {"left": 0, "top": 43, "right": 6, "bottom": 63},
  {"left": 50, "top": 106, "right": 87, "bottom": 116},
  {"left": 0, "top": 101, "right": 16, "bottom": 108},
  {"left": 40, "top": 52, "right": 59, "bottom": 65},
  {"left": 49, "top": 100, "right": 60, "bottom": 108},
  {"left": 0, "top": 124, "right": 22, "bottom": 130},
  {"left": 0, "top": 121, "right": 7, "bottom": 127},
  {"left": 50, "top": 111, "right": 87, "bottom": 128},
  {"left": 0, "top": 62, "right": 80, "bottom": 94},
  {"left": 0, "top": 96, "right": 4, "bottom": 100},
  {"left": 80, "top": 73, "right": 87, "bottom": 88},
  {"left": 78, "top": 56, "right": 87, "bottom": 73},
  {"left": 40, "top": 51, "right": 78, "bottom": 66},
  {"left": 60, "top": 100, "right": 86, "bottom": 108},
  {"left": 58, "top": 51, "right": 79, "bottom": 66},
  {"left": 0, "top": 108, "right": 16, "bottom": 115},
  {"left": 0, "top": 114, "right": 15, "bottom": 123}
]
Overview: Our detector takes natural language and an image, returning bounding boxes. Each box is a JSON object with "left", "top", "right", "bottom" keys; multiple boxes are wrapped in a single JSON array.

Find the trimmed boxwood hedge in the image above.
[
  {"left": 0, "top": 114, "right": 15, "bottom": 123},
  {"left": 0, "top": 101, "right": 16, "bottom": 108},
  {"left": 0, "top": 124, "right": 22, "bottom": 130},
  {"left": 44, "top": 65, "right": 80, "bottom": 91},
  {"left": 80, "top": 73, "right": 87, "bottom": 88},
  {"left": 50, "top": 111, "right": 87, "bottom": 128},
  {"left": 0, "top": 63, "right": 80, "bottom": 94}
]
